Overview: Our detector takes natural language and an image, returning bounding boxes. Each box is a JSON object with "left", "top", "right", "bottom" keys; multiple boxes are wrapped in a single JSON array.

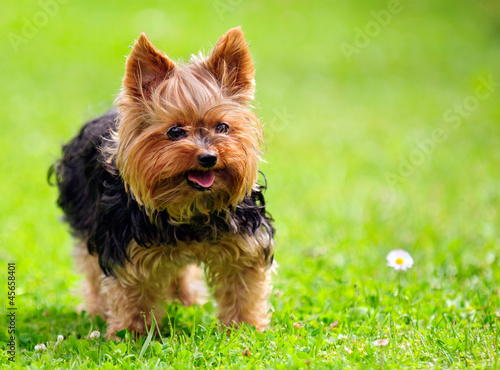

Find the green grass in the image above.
[{"left": 1, "top": 0, "right": 500, "bottom": 368}]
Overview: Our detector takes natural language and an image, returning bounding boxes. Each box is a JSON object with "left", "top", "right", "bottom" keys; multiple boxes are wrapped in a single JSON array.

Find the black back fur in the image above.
[{"left": 50, "top": 111, "right": 274, "bottom": 276}]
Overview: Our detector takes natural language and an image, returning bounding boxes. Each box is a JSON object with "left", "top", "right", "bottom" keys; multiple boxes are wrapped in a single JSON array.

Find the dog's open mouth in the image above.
[{"left": 186, "top": 170, "right": 215, "bottom": 190}]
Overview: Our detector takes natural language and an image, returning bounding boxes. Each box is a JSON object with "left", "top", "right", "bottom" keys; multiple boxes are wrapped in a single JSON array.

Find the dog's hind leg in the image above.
[
  {"left": 74, "top": 241, "right": 106, "bottom": 318},
  {"left": 174, "top": 264, "right": 209, "bottom": 306}
]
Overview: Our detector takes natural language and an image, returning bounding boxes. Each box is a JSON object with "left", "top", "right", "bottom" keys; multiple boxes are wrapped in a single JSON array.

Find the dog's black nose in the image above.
[{"left": 198, "top": 152, "right": 217, "bottom": 168}]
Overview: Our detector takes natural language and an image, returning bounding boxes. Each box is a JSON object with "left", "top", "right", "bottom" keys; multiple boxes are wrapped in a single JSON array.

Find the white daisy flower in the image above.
[
  {"left": 89, "top": 330, "right": 101, "bottom": 340},
  {"left": 386, "top": 249, "right": 413, "bottom": 271},
  {"left": 373, "top": 338, "right": 389, "bottom": 347},
  {"left": 34, "top": 343, "right": 47, "bottom": 352}
]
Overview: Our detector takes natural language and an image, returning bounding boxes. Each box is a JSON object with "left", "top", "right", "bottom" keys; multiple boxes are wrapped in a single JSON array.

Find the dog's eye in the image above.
[
  {"left": 167, "top": 125, "right": 186, "bottom": 140},
  {"left": 215, "top": 122, "right": 230, "bottom": 134}
]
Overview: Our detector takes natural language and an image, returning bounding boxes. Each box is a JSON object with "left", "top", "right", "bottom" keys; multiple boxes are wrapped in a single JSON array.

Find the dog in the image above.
[{"left": 51, "top": 27, "right": 275, "bottom": 338}]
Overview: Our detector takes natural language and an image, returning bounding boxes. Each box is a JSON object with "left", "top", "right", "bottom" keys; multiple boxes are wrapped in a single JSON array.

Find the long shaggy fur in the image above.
[
  {"left": 53, "top": 110, "right": 273, "bottom": 275},
  {"left": 51, "top": 27, "right": 275, "bottom": 338}
]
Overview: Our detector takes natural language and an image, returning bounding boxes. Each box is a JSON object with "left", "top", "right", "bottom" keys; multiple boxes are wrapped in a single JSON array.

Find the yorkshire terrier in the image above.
[{"left": 51, "top": 27, "right": 275, "bottom": 338}]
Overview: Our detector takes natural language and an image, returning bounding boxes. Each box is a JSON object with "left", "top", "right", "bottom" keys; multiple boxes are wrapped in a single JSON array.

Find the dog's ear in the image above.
[
  {"left": 206, "top": 27, "right": 255, "bottom": 101},
  {"left": 122, "top": 32, "right": 176, "bottom": 97}
]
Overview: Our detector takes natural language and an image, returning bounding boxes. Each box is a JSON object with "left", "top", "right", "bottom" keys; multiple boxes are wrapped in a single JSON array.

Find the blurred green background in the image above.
[{"left": 1, "top": 0, "right": 499, "bottom": 351}]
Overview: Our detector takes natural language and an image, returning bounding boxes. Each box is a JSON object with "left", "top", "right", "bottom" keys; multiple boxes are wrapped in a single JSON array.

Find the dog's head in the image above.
[{"left": 112, "top": 28, "right": 263, "bottom": 220}]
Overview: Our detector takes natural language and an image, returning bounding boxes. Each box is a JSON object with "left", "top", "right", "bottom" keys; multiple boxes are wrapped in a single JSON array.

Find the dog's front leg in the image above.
[
  {"left": 100, "top": 244, "right": 175, "bottom": 339},
  {"left": 204, "top": 231, "right": 274, "bottom": 331}
]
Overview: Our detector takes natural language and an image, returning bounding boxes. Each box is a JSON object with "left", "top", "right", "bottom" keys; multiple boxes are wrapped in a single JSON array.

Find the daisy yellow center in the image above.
[{"left": 395, "top": 258, "right": 404, "bottom": 265}]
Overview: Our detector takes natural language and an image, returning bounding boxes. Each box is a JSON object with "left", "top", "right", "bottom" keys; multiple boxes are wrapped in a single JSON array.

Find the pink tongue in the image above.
[{"left": 188, "top": 170, "right": 215, "bottom": 188}]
